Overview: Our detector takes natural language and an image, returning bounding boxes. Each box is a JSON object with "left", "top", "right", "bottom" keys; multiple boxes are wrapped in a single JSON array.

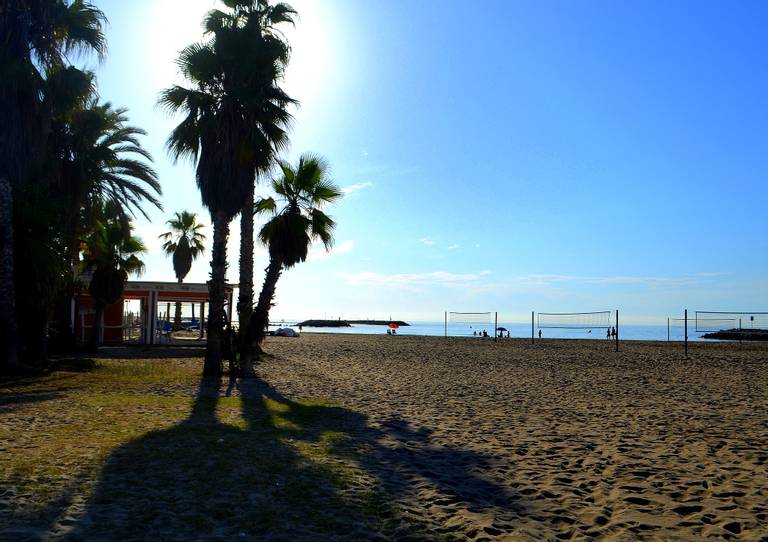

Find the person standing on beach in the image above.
[{"left": 538, "top": 329, "right": 542, "bottom": 339}]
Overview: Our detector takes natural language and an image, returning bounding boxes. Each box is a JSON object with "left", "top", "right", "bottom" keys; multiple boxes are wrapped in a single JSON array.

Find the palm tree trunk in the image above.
[
  {"left": 0, "top": 175, "right": 19, "bottom": 371},
  {"left": 204, "top": 210, "right": 229, "bottom": 377},
  {"left": 88, "top": 302, "right": 104, "bottom": 353},
  {"left": 174, "top": 278, "right": 183, "bottom": 330},
  {"left": 241, "top": 256, "right": 282, "bottom": 376},
  {"left": 237, "top": 186, "right": 254, "bottom": 359}
]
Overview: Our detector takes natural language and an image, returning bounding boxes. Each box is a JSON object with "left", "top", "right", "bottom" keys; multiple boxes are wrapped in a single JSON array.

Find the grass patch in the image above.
[{"left": 0, "top": 358, "right": 391, "bottom": 540}]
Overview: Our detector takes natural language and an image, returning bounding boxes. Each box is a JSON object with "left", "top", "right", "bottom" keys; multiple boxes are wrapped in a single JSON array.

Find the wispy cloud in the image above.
[
  {"left": 336, "top": 270, "right": 490, "bottom": 287},
  {"left": 419, "top": 237, "right": 434, "bottom": 246},
  {"left": 307, "top": 239, "right": 355, "bottom": 262},
  {"left": 447, "top": 244, "right": 460, "bottom": 250},
  {"left": 514, "top": 272, "right": 733, "bottom": 287},
  {"left": 341, "top": 182, "right": 373, "bottom": 194},
  {"left": 353, "top": 164, "right": 418, "bottom": 179}
]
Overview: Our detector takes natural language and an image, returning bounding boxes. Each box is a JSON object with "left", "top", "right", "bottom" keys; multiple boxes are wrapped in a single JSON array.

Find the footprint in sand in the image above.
[{"left": 672, "top": 504, "right": 703, "bottom": 516}]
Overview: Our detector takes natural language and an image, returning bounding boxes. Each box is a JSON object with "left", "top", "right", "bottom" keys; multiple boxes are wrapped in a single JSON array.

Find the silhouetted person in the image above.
[{"left": 538, "top": 329, "right": 542, "bottom": 339}]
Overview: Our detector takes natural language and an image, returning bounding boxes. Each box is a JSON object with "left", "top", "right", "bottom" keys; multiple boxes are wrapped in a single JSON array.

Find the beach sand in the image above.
[
  {"left": 1, "top": 334, "right": 767, "bottom": 540},
  {"left": 257, "top": 334, "right": 768, "bottom": 540}
]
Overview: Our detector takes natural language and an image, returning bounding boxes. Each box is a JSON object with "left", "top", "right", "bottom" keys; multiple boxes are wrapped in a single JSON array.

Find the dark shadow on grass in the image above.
[
  {"left": 10, "top": 376, "right": 522, "bottom": 540},
  {"left": 77, "top": 346, "right": 207, "bottom": 360},
  {"left": 0, "top": 374, "right": 80, "bottom": 414},
  {"left": 0, "top": 389, "right": 66, "bottom": 410}
]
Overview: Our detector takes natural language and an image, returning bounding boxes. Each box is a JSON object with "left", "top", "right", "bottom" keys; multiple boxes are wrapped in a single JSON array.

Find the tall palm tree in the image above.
[
  {"left": 43, "top": 96, "right": 160, "bottom": 352},
  {"left": 217, "top": 1, "right": 297, "bottom": 341},
  {"left": 59, "top": 100, "right": 162, "bottom": 271},
  {"left": 0, "top": 0, "right": 105, "bottom": 371},
  {"left": 159, "top": 211, "right": 206, "bottom": 328},
  {"left": 81, "top": 202, "right": 146, "bottom": 352},
  {"left": 160, "top": 0, "right": 296, "bottom": 376},
  {"left": 241, "top": 154, "right": 341, "bottom": 371}
]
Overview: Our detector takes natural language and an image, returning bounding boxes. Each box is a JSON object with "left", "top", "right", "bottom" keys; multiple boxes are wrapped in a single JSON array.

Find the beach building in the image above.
[{"left": 74, "top": 281, "right": 235, "bottom": 346}]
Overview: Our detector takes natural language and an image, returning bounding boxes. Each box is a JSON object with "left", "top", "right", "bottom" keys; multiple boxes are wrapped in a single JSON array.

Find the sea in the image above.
[{"left": 268, "top": 320, "right": 717, "bottom": 342}]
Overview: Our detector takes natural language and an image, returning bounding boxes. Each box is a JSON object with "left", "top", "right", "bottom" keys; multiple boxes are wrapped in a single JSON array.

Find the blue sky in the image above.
[{"left": 92, "top": 0, "right": 768, "bottom": 323}]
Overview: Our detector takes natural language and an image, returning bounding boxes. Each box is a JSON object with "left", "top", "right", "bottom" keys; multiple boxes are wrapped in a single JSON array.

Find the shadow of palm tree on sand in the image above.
[{"left": 37, "top": 376, "right": 523, "bottom": 540}]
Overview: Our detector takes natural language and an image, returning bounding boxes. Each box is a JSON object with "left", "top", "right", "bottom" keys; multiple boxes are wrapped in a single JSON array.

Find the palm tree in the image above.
[
  {"left": 159, "top": 211, "right": 206, "bottom": 328},
  {"left": 59, "top": 100, "right": 162, "bottom": 270},
  {"left": 81, "top": 203, "right": 146, "bottom": 352},
  {"left": 160, "top": 0, "right": 296, "bottom": 376},
  {"left": 216, "top": 1, "right": 297, "bottom": 341},
  {"left": 241, "top": 154, "right": 341, "bottom": 371},
  {"left": 42, "top": 96, "right": 160, "bottom": 352},
  {"left": 0, "top": 0, "right": 105, "bottom": 371}
]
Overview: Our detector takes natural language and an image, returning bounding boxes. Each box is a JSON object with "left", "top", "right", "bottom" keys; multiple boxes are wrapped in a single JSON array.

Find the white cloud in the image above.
[
  {"left": 132, "top": 222, "right": 170, "bottom": 253},
  {"left": 336, "top": 270, "right": 490, "bottom": 288},
  {"left": 419, "top": 237, "right": 434, "bottom": 245},
  {"left": 514, "top": 273, "right": 732, "bottom": 287},
  {"left": 341, "top": 182, "right": 373, "bottom": 194},
  {"left": 447, "top": 244, "right": 460, "bottom": 250},
  {"left": 307, "top": 239, "right": 355, "bottom": 261}
]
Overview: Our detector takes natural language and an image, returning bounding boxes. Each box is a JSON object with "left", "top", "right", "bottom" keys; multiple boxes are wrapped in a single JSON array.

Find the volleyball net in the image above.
[
  {"left": 537, "top": 311, "right": 613, "bottom": 329},
  {"left": 695, "top": 311, "right": 768, "bottom": 332},
  {"left": 445, "top": 311, "right": 497, "bottom": 337}
]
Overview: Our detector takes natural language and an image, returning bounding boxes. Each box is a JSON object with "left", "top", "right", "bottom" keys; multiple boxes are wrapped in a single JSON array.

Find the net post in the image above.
[
  {"left": 667, "top": 317, "right": 670, "bottom": 342},
  {"left": 684, "top": 309, "right": 688, "bottom": 358},
  {"left": 615, "top": 309, "right": 619, "bottom": 352},
  {"left": 531, "top": 311, "right": 534, "bottom": 344},
  {"left": 494, "top": 312, "right": 498, "bottom": 343},
  {"left": 444, "top": 312, "right": 447, "bottom": 338}
]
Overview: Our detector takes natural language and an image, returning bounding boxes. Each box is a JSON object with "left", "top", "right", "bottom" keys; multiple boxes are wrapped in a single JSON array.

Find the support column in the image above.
[{"left": 199, "top": 302, "right": 205, "bottom": 339}]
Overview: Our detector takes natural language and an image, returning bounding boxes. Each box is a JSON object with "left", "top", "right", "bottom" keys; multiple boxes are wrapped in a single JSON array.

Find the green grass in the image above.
[{"left": 0, "top": 357, "right": 398, "bottom": 541}]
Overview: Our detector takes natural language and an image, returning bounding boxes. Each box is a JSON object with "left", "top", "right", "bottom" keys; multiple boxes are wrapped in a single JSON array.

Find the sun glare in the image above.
[
  {"left": 282, "top": 0, "right": 337, "bottom": 107},
  {"left": 148, "top": 0, "right": 218, "bottom": 89},
  {"left": 146, "top": 0, "right": 337, "bottom": 104}
]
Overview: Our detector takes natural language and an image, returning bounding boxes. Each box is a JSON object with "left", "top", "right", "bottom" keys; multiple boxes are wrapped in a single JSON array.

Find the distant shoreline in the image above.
[
  {"left": 702, "top": 328, "right": 768, "bottom": 341},
  {"left": 296, "top": 319, "right": 410, "bottom": 328}
]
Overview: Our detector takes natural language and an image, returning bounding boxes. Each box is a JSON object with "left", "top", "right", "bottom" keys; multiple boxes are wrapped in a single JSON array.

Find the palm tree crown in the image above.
[
  {"left": 159, "top": 0, "right": 297, "bottom": 218},
  {"left": 61, "top": 100, "right": 162, "bottom": 221},
  {"left": 256, "top": 154, "right": 342, "bottom": 266},
  {"left": 159, "top": 211, "right": 206, "bottom": 282},
  {"left": 1, "top": 0, "right": 107, "bottom": 185},
  {"left": 81, "top": 204, "right": 147, "bottom": 285}
]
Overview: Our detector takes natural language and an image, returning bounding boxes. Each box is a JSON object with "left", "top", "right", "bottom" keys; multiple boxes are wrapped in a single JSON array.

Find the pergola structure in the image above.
[{"left": 74, "top": 281, "right": 235, "bottom": 346}]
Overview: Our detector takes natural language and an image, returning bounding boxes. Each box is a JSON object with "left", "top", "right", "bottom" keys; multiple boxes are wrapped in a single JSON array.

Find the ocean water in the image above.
[{"left": 270, "top": 321, "right": 716, "bottom": 342}]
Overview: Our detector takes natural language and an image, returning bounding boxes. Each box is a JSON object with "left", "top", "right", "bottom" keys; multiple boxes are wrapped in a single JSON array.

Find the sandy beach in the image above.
[
  {"left": 256, "top": 334, "right": 768, "bottom": 540},
  {"left": 2, "top": 334, "right": 767, "bottom": 540}
]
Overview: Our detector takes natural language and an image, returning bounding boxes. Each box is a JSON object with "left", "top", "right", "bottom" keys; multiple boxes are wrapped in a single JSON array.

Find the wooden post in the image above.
[
  {"left": 444, "top": 311, "right": 447, "bottom": 338},
  {"left": 494, "top": 312, "right": 498, "bottom": 343},
  {"left": 199, "top": 302, "right": 205, "bottom": 339},
  {"left": 615, "top": 309, "right": 619, "bottom": 352},
  {"left": 684, "top": 309, "right": 688, "bottom": 358},
  {"left": 667, "top": 317, "right": 670, "bottom": 342},
  {"left": 531, "top": 311, "right": 534, "bottom": 344}
]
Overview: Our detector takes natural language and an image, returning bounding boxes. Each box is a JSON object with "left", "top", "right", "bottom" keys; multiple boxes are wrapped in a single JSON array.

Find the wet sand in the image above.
[{"left": 258, "top": 334, "right": 768, "bottom": 540}]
